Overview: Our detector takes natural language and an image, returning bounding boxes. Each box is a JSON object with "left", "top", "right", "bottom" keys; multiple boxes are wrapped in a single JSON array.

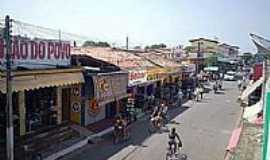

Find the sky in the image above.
[{"left": 1, "top": 0, "right": 270, "bottom": 52}]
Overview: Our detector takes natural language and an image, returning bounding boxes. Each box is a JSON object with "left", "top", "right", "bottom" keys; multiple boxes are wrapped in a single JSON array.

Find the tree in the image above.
[
  {"left": 184, "top": 46, "right": 196, "bottom": 53},
  {"left": 82, "top": 40, "right": 96, "bottom": 47},
  {"left": 96, "top": 41, "right": 110, "bottom": 47},
  {"left": 144, "top": 46, "right": 150, "bottom": 50},
  {"left": 204, "top": 53, "right": 218, "bottom": 66},
  {"left": 82, "top": 40, "right": 110, "bottom": 47},
  {"left": 134, "top": 46, "right": 141, "bottom": 49},
  {"left": 242, "top": 52, "right": 253, "bottom": 65}
]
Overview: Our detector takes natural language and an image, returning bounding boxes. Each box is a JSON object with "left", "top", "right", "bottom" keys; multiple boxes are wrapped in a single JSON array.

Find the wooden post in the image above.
[
  {"left": 18, "top": 91, "right": 26, "bottom": 136},
  {"left": 57, "top": 87, "right": 62, "bottom": 124}
]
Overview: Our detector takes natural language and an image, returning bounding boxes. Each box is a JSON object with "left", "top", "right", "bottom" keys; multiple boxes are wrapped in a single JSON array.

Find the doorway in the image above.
[
  {"left": 105, "top": 101, "right": 117, "bottom": 118},
  {"left": 62, "top": 88, "right": 71, "bottom": 122}
]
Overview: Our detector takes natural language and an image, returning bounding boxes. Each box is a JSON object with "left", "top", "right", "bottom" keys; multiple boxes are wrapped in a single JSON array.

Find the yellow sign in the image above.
[
  {"left": 146, "top": 68, "right": 167, "bottom": 81},
  {"left": 71, "top": 101, "right": 81, "bottom": 124},
  {"left": 70, "top": 85, "right": 81, "bottom": 124}
]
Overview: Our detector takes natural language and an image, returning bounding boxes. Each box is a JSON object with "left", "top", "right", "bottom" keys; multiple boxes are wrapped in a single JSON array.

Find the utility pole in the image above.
[
  {"left": 126, "top": 36, "right": 129, "bottom": 50},
  {"left": 5, "top": 15, "right": 14, "bottom": 160},
  {"left": 196, "top": 42, "right": 201, "bottom": 74},
  {"left": 58, "top": 29, "right": 61, "bottom": 41}
]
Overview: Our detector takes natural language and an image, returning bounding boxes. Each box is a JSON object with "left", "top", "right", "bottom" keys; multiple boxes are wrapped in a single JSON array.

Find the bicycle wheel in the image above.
[{"left": 165, "top": 153, "right": 171, "bottom": 160}]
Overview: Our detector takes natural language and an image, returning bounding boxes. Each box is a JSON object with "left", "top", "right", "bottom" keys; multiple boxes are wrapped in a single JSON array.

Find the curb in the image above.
[{"left": 224, "top": 106, "right": 244, "bottom": 160}]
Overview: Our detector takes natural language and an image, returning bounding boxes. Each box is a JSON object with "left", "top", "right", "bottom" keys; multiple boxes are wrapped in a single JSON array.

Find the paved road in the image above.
[{"left": 60, "top": 81, "right": 241, "bottom": 160}]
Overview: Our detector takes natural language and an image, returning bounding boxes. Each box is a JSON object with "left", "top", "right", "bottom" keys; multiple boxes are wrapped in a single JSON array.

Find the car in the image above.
[{"left": 224, "top": 71, "right": 236, "bottom": 81}]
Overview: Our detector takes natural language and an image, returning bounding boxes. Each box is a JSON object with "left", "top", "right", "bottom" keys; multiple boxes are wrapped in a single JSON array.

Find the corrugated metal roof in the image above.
[{"left": 72, "top": 47, "right": 155, "bottom": 69}]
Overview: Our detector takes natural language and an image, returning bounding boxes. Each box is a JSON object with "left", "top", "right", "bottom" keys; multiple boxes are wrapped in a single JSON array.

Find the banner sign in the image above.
[
  {"left": 128, "top": 70, "right": 147, "bottom": 86},
  {"left": 146, "top": 68, "right": 166, "bottom": 81},
  {"left": 0, "top": 36, "right": 71, "bottom": 70},
  {"left": 93, "top": 73, "right": 128, "bottom": 105},
  {"left": 184, "top": 64, "right": 196, "bottom": 73}
]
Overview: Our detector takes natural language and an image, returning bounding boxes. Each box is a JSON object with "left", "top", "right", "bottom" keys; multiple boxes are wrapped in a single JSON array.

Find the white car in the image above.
[{"left": 224, "top": 71, "right": 236, "bottom": 81}]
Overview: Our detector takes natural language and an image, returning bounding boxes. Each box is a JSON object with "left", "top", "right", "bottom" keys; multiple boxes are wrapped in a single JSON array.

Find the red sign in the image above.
[
  {"left": 129, "top": 71, "right": 146, "bottom": 81},
  {"left": 0, "top": 36, "right": 71, "bottom": 69},
  {"left": 128, "top": 70, "right": 147, "bottom": 86}
]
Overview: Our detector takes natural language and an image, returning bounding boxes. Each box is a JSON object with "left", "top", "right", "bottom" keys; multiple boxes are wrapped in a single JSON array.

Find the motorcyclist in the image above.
[
  {"left": 168, "top": 128, "right": 182, "bottom": 154},
  {"left": 114, "top": 116, "right": 125, "bottom": 137},
  {"left": 150, "top": 105, "right": 162, "bottom": 127},
  {"left": 161, "top": 102, "right": 168, "bottom": 123}
]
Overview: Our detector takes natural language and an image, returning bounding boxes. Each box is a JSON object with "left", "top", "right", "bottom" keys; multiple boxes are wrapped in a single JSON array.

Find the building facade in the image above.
[
  {"left": 218, "top": 43, "right": 239, "bottom": 58},
  {"left": 189, "top": 38, "right": 219, "bottom": 54}
]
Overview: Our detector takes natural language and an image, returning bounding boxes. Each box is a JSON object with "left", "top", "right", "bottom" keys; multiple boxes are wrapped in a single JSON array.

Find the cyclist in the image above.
[{"left": 168, "top": 128, "right": 182, "bottom": 154}]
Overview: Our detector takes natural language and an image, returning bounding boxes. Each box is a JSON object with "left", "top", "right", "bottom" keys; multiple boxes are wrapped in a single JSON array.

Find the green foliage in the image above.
[
  {"left": 184, "top": 46, "right": 196, "bottom": 53},
  {"left": 145, "top": 43, "right": 167, "bottom": 50},
  {"left": 82, "top": 40, "right": 110, "bottom": 47},
  {"left": 204, "top": 53, "right": 218, "bottom": 66},
  {"left": 242, "top": 52, "right": 253, "bottom": 64}
]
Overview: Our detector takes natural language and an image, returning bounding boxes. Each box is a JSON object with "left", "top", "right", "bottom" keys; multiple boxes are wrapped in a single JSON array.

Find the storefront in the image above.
[
  {"left": 0, "top": 69, "right": 84, "bottom": 137},
  {"left": 0, "top": 37, "right": 84, "bottom": 137},
  {"left": 181, "top": 64, "right": 197, "bottom": 97},
  {"left": 83, "top": 71, "right": 128, "bottom": 126}
]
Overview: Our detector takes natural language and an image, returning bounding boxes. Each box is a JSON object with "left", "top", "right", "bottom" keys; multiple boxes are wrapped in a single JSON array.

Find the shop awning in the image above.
[
  {"left": 204, "top": 66, "right": 219, "bottom": 72},
  {"left": 0, "top": 72, "right": 85, "bottom": 93},
  {"left": 240, "top": 77, "right": 264, "bottom": 101},
  {"left": 243, "top": 100, "right": 263, "bottom": 122}
]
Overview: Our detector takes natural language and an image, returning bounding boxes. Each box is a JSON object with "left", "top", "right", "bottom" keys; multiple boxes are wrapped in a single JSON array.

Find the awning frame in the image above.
[{"left": 0, "top": 68, "right": 84, "bottom": 93}]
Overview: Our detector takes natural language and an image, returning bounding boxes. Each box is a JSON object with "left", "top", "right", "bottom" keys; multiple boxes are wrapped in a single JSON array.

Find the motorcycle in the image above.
[
  {"left": 148, "top": 115, "right": 163, "bottom": 133},
  {"left": 113, "top": 124, "right": 129, "bottom": 144}
]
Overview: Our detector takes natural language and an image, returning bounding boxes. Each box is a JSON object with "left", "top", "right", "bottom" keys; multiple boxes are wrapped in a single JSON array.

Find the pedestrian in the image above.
[
  {"left": 237, "top": 79, "right": 242, "bottom": 91},
  {"left": 194, "top": 87, "right": 200, "bottom": 101},
  {"left": 199, "top": 85, "right": 204, "bottom": 99},
  {"left": 177, "top": 89, "right": 183, "bottom": 107}
]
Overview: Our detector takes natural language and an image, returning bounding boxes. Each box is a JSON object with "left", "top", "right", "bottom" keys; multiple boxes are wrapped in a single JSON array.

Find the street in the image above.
[{"left": 60, "top": 81, "right": 241, "bottom": 160}]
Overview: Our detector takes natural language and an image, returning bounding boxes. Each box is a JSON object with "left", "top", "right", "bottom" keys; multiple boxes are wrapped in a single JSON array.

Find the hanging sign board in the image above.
[
  {"left": 128, "top": 70, "right": 147, "bottom": 86},
  {"left": 0, "top": 36, "right": 71, "bottom": 70}
]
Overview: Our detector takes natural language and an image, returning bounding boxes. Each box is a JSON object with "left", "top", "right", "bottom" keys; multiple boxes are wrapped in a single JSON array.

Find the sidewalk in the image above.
[
  {"left": 224, "top": 108, "right": 263, "bottom": 160},
  {"left": 232, "top": 122, "right": 262, "bottom": 160}
]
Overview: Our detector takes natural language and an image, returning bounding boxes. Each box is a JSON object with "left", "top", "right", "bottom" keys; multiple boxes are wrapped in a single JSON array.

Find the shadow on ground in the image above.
[{"left": 64, "top": 106, "right": 190, "bottom": 160}]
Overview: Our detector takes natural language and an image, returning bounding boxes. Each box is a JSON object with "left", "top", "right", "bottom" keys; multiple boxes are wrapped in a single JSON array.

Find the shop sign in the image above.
[
  {"left": 93, "top": 73, "right": 128, "bottom": 105},
  {"left": 88, "top": 98, "right": 100, "bottom": 116},
  {"left": 71, "top": 102, "right": 81, "bottom": 112},
  {"left": 128, "top": 70, "right": 147, "bottom": 86},
  {"left": 185, "top": 64, "right": 196, "bottom": 73},
  {"left": 147, "top": 73, "right": 159, "bottom": 81},
  {"left": 0, "top": 36, "right": 71, "bottom": 70}
]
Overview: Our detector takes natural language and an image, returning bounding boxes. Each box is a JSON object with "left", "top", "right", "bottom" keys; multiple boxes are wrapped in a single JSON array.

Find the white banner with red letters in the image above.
[
  {"left": 0, "top": 36, "right": 71, "bottom": 70},
  {"left": 128, "top": 69, "right": 147, "bottom": 86}
]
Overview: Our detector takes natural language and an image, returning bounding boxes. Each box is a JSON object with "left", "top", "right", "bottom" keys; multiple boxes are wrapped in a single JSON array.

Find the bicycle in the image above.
[{"left": 166, "top": 145, "right": 187, "bottom": 160}]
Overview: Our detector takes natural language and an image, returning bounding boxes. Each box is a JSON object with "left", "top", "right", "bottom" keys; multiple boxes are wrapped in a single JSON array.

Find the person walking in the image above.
[
  {"left": 177, "top": 89, "right": 183, "bottom": 107},
  {"left": 198, "top": 85, "right": 204, "bottom": 100}
]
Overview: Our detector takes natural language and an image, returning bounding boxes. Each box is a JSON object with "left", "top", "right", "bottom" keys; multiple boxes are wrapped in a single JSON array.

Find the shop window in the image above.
[
  {"left": 0, "top": 92, "right": 19, "bottom": 141},
  {"left": 25, "top": 87, "right": 58, "bottom": 133}
]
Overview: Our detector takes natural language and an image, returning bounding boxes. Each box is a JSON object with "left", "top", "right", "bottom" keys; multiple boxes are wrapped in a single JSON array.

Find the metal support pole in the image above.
[{"left": 5, "top": 15, "right": 14, "bottom": 160}]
